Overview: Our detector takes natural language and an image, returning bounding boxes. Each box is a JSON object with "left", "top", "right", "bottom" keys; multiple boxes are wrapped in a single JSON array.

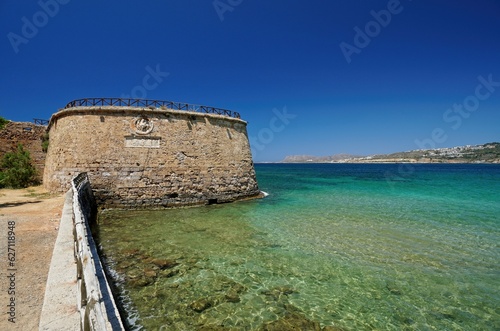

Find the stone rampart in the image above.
[{"left": 43, "top": 105, "right": 260, "bottom": 208}]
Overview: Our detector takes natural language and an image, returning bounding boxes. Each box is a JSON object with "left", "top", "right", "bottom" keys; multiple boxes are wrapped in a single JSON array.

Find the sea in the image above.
[{"left": 97, "top": 163, "right": 500, "bottom": 330}]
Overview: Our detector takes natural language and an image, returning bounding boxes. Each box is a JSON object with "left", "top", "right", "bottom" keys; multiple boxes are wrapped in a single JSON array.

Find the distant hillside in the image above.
[
  {"left": 281, "top": 154, "right": 362, "bottom": 163},
  {"left": 280, "top": 142, "right": 500, "bottom": 164}
]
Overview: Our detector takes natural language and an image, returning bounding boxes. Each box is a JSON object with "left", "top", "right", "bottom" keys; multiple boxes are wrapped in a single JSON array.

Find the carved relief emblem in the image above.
[{"left": 131, "top": 116, "right": 154, "bottom": 135}]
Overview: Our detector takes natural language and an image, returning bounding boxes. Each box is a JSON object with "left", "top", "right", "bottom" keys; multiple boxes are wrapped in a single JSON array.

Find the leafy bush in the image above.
[
  {"left": 0, "top": 172, "right": 5, "bottom": 188},
  {"left": 0, "top": 144, "right": 39, "bottom": 188},
  {"left": 0, "top": 116, "right": 9, "bottom": 130},
  {"left": 41, "top": 132, "right": 50, "bottom": 153}
]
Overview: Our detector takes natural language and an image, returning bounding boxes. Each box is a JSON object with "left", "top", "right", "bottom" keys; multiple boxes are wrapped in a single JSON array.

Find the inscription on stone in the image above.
[{"left": 125, "top": 136, "right": 161, "bottom": 148}]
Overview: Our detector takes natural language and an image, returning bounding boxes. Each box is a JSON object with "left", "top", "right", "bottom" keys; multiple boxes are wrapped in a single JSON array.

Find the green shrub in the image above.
[
  {"left": 0, "top": 172, "right": 5, "bottom": 188},
  {"left": 0, "top": 116, "right": 9, "bottom": 130},
  {"left": 42, "top": 140, "right": 49, "bottom": 153},
  {"left": 0, "top": 144, "right": 39, "bottom": 188},
  {"left": 41, "top": 132, "right": 50, "bottom": 153}
]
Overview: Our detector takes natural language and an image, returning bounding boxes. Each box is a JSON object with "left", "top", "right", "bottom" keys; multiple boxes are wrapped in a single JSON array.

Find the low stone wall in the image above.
[
  {"left": 72, "top": 173, "right": 124, "bottom": 330},
  {"left": 39, "top": 173, "right": 124, "bottom": 330}
]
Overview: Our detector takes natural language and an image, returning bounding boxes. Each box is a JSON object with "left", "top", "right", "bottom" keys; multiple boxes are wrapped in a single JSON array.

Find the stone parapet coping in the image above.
[{"left": 39, "top": 174, "right": 124, "bottom": 331}]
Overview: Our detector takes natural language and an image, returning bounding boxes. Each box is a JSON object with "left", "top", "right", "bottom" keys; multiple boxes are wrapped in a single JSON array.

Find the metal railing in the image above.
[
  {"left": 33, "top": 118, "right": 49, "bottom": 125},
  {"left": 64, "top": 98, "right": 241, "bottom": 119}
]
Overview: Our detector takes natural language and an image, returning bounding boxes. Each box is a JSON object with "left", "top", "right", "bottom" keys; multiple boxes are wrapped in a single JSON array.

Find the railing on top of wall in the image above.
[
  {"left": 33, "top": 118, "right": 49, "bottom": 125},
  {"left": 64, "top": 98, "right": 241, "bottom": 119},
  {"left": 72, "top": 173, "right": 124, "bottom": 331}
]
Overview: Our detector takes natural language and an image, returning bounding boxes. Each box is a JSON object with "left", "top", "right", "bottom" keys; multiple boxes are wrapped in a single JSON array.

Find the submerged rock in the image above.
[
  {"left": 261, "top": 285, "right": 296, "bottom": 301},
  {"left": 151, "top": 258, "right": 178, "bottom": 269},
  {"left": 128, "top": 276, "right": 153, "bottom": 288},
  {"left": 224, "top": 289, "right": 241, "bottom": 303},
  {"left": 160, "top": 268, "right": 179, "bottom": 278},
  {"left": 322, "top": 326, "right": 348, "bottom": 331},
  {"left": 259, "top": 312, "right": 321, "bottom": 331},
  {"left": 386, "top": 282, "right": 402, "bottom": 295},
  {"left": 197, "top": 326, "right": 229, "bottom": 331},
  {"left": 118, "top": 260, "right": 135, "bottom": 270},
  {"left": 125, "top": 267, "right": 157, "bottom": 288},
  {"left": 143, "top": 267, "right": 157, "bottom": 279},
  {"left": 126, "top": 268, "right": 142, "bottom": 280},
  {"left": 224, "top": 283, "right": 246, "bottom": 303},
  {"left": 122, "top": 248, "right": 141, "bottom": 257},
  {"left": 190, "top": 298, "right": 212, "bottom": 313}
]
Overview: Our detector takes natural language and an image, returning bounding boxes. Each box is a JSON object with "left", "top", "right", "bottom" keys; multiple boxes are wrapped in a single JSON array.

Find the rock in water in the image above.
[
  {"left": 260, "top": 312, "right": 322, "bottom": 331},
  {"left": 151, "top": 258, "right": 178, "bottom": 269},
  {"left": 189, "top": 298, "right": 212, "bottom": 313}
]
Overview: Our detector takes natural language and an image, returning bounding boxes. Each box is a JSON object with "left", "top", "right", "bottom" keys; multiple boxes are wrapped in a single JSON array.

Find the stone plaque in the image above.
[{"left": 125, "top": 136, "right": 161, "bottom": 148}]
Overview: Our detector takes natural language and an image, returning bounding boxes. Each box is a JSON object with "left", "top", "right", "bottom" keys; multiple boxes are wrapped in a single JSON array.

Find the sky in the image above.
[{"left": 1, "top": 0, "right": 499, "bottom": 162}]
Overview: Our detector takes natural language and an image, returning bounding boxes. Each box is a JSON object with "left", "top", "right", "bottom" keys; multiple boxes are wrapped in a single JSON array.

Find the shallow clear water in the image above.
[{"left": 97, "top": 164, "right": 500, "bottom": 330}]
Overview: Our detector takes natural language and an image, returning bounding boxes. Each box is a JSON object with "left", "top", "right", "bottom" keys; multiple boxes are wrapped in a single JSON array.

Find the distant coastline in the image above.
[{"left": 278, "top": 142, "right": 500, "bottom": 164}]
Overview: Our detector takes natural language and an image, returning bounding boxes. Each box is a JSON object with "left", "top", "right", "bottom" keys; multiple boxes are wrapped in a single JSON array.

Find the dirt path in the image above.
[{"left": 0, "top": 186, "right": 65, "bottom": 331}]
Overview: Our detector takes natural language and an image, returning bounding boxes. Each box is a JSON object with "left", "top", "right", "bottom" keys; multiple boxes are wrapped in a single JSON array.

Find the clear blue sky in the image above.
[{"left": 1, "top": 1, "right": 499, "bottom": 162}]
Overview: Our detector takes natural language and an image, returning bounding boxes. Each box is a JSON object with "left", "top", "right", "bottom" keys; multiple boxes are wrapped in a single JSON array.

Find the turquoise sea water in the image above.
[{"left": 97, "top": 164, "right": 500, "bottom": 330}]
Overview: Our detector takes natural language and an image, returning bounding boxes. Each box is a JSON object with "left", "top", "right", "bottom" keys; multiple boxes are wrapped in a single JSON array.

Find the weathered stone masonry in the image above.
[{"left": 43, "top": 105, "right": 260, "bottom": 208}]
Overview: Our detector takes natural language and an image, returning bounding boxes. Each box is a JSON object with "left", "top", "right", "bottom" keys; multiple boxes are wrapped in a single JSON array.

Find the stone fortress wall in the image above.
[{"left": 43, "top": 101, "right": 260, "bottom": 208}]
